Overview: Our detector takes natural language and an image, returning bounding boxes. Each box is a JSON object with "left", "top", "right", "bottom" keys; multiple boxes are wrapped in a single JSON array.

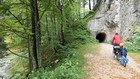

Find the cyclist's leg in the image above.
[{"left": 113, "top": 45, "right": 117, "bottom": 55}]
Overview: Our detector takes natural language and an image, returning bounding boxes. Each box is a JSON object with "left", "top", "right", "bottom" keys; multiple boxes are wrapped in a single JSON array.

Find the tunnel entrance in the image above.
[{"left": 96, "top": 32, "right": 106, "bottom": 43}]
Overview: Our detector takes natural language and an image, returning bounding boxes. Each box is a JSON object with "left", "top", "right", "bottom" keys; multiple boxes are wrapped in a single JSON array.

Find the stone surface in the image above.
[{"left": 88, "top": 0, "right": 140, "bottom": 41}]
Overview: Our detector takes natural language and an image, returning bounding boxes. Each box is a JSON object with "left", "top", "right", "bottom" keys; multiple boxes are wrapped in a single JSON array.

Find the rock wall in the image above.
[{"left": 88, "top": 0, "right": 140, "bottom": 41}]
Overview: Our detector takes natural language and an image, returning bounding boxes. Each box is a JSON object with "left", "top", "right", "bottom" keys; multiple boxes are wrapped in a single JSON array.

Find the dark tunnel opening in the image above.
[{"left": 96, "top": 32, "right": 106, "bottom": 43}]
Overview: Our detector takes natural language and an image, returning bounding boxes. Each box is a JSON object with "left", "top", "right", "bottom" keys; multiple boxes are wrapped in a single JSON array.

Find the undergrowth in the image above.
[
  {"left": 27, "top": 43, "right": 98, "bottom": 79},
  {"left": 8, "top": 18, "right": 98, "bottom": 79},
  {"left": 27, "top": 19, "right": 98, "bottom": 79},
  {"left": 125, "top": 27, "right": 140, "bottom": 52},
  {"left": 125, "top": 27, "right": 140, "bottom": 62}
]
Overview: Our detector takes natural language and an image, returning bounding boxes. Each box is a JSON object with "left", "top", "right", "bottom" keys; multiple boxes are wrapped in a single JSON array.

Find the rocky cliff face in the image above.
[{"left": 88, "top": 0, "right": 140, "bottom": 41}]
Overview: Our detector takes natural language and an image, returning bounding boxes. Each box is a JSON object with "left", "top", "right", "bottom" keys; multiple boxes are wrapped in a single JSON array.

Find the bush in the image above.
[
  {"left": 27, "top": 19, "right": 96, "bottom": 79},
  {"left": 28, "top": 47, "right": 86, "bottom": 79},
  {"left": 125, "top": 27, "right": 140, "bottom": 52},
  {"left": 28, "top": 59, "right": 84, "bottom": 79},
  {"left": 10, "top": 16, "right": 97, "bottom": 79},
  {"left": 0, "top": 37, "right": 7, "bottom": 58}
]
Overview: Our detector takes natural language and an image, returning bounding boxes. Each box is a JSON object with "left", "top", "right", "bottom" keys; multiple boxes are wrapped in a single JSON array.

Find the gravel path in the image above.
[{"left": 84, "top": 43, "right": 140, "bottom": 79}]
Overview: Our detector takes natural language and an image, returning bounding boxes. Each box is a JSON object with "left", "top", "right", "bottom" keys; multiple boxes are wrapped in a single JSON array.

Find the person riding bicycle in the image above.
[
  {"left": 112, "top": 33, "right": 121, "bottom": 55},
  {"left": 119, "top": 43, "right": 128, "bottom": 64},
  {"left": 119, "top": 43, "right": 127, "bottom": 57}
]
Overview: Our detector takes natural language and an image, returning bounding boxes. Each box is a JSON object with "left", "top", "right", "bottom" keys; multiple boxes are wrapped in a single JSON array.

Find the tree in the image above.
[
  {"left": 29, "top": 0, "right": 41, "bottom": 69},
  {"left": 0, "top": 0, "right": 99, "bottom": 77},
  {"left": 55, "top": 0, "right": 65, "bottom": 45},
  {"left": 89, "top": 0, "right": 91, "bottom": 10}
]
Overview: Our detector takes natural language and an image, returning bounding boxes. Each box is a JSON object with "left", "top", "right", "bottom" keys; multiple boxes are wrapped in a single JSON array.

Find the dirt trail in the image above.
[{"left": 84, "top": 43, "right": 140, "bottom": 79}]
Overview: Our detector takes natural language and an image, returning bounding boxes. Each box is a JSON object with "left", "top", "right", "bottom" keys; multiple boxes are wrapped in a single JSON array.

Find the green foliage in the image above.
[
  {"left": 28, "top": 59, "right": 84, "bottom": 79},
  {"left": 28, "top": 43, "right": 98, "bottom": 79},
  {"left": 125, "top": 28, "right": 140, "bottom": 52},
  {"left": 28, "top": 18, "right": 97, "bottom": 79},
  {"left": 129, "top": 52, "right": 140, "bottom": 63},
  {"left": 84, "top": 10, "right": 99, "bottom": 21},
  {"left": 29, "top": 0, "right": 97, "bottom": 77},
  {"left": 0, "top": 37, "right": 7, "bottom": 58},
  {"left": 8, "top": 55, "right": 29, "bottom": 78},
  {"left": 1, "top": 0, "right": 98, "bottom": 78},
  {"left": 65, "top": 19, "right": 95, "bottom": 45}
]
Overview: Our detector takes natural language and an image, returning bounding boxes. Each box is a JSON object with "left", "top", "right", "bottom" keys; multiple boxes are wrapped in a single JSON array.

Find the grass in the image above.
[
  {"left": 76, "top": 42, "right": 99, "bottom": 66},
  {"left": 7, "top": 55, "right": 28, "bottom": 78},
  {"left": 82, "top": 43, "right": 99, "bottom": 54},
  {"left": 82, "top": 43, "right": 99, "bottom": 78},
  {"left": 27, "top": 42, "right": 99, "bottom": 79},
  {"left": 128, "top": 52, "right": 140, "bottom": 63}
]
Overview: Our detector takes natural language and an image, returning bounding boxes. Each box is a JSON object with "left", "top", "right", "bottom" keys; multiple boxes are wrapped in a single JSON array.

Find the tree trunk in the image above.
[
  {"left": 60, "top": 23, "right": 65, "bottom": 45},
  {"left": 29, "top": 0, "right": 41, "bottom": 69},
  {"left": 56, "top": 0, "right": 65, "bottom": 45},
  {"left": 82, "top": 0, "right": 86, "bottom": 16},
  {"left": 93, "top": 0, "right": 96, "bottom": 7},
  {"left": 53, "top": 16, "right": 56, "bottom": 35},
  {"left": 46, "top": 15, "right": 51, "bottom": 42},
  {"left": 89, "top": 0, "right": 91, "bottom": 10},
  {"left": 26, "top": 1, "right": 33, "bottom": 71},
  {"left": 92, "top": 0, "right": 102, "bottom": 11},
  {"left": 59, "top": 1, "right": 65, "bottom": 45}
]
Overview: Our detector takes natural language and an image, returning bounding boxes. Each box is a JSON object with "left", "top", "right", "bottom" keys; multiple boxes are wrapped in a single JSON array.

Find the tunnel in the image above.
[{"left": 96, "top": 32, "right": 106, "bottom": 43}]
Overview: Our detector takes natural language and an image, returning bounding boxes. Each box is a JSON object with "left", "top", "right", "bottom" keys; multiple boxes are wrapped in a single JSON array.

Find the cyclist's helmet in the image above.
[{"left": 119, "top": 43, "right": 124, "bottom": 47}]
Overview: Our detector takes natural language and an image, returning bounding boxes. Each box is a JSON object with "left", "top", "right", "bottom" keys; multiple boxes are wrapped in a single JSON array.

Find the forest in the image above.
[
  {"left": 0, "top": 0, "right": 100, "bottom": 78},
  {"left": 1, "top": 0, "right": 140, "bottom": 78}
]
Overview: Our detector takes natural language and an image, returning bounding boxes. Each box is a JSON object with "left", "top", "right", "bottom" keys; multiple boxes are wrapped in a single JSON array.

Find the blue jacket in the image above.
[{"left": 119, "top": 47, "right": 127, "bottom": 57}]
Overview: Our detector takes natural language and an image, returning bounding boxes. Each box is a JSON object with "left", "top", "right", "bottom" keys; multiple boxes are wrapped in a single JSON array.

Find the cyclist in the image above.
[
  {"left": 119, "top": 43, "right": 128, "bottom": 65},
  {"left": 112, "top": 33, "right": 121, "bottom": 56},
  {"left": 119, "top": 43, "right": 127, "bottom": 57}
]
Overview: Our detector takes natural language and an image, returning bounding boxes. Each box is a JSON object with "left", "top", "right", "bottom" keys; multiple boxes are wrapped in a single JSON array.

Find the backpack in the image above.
[{"left": 120, "top": 47, "right": 127, "bottom": 57}]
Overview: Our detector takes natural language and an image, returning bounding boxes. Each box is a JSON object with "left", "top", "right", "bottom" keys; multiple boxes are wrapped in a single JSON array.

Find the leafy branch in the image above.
[
  {"left": 8, "top": 48, "right": 28, "bottom": 59},
  {"left": 8, "top": 10, "right": 24, "bottom": 25}
]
